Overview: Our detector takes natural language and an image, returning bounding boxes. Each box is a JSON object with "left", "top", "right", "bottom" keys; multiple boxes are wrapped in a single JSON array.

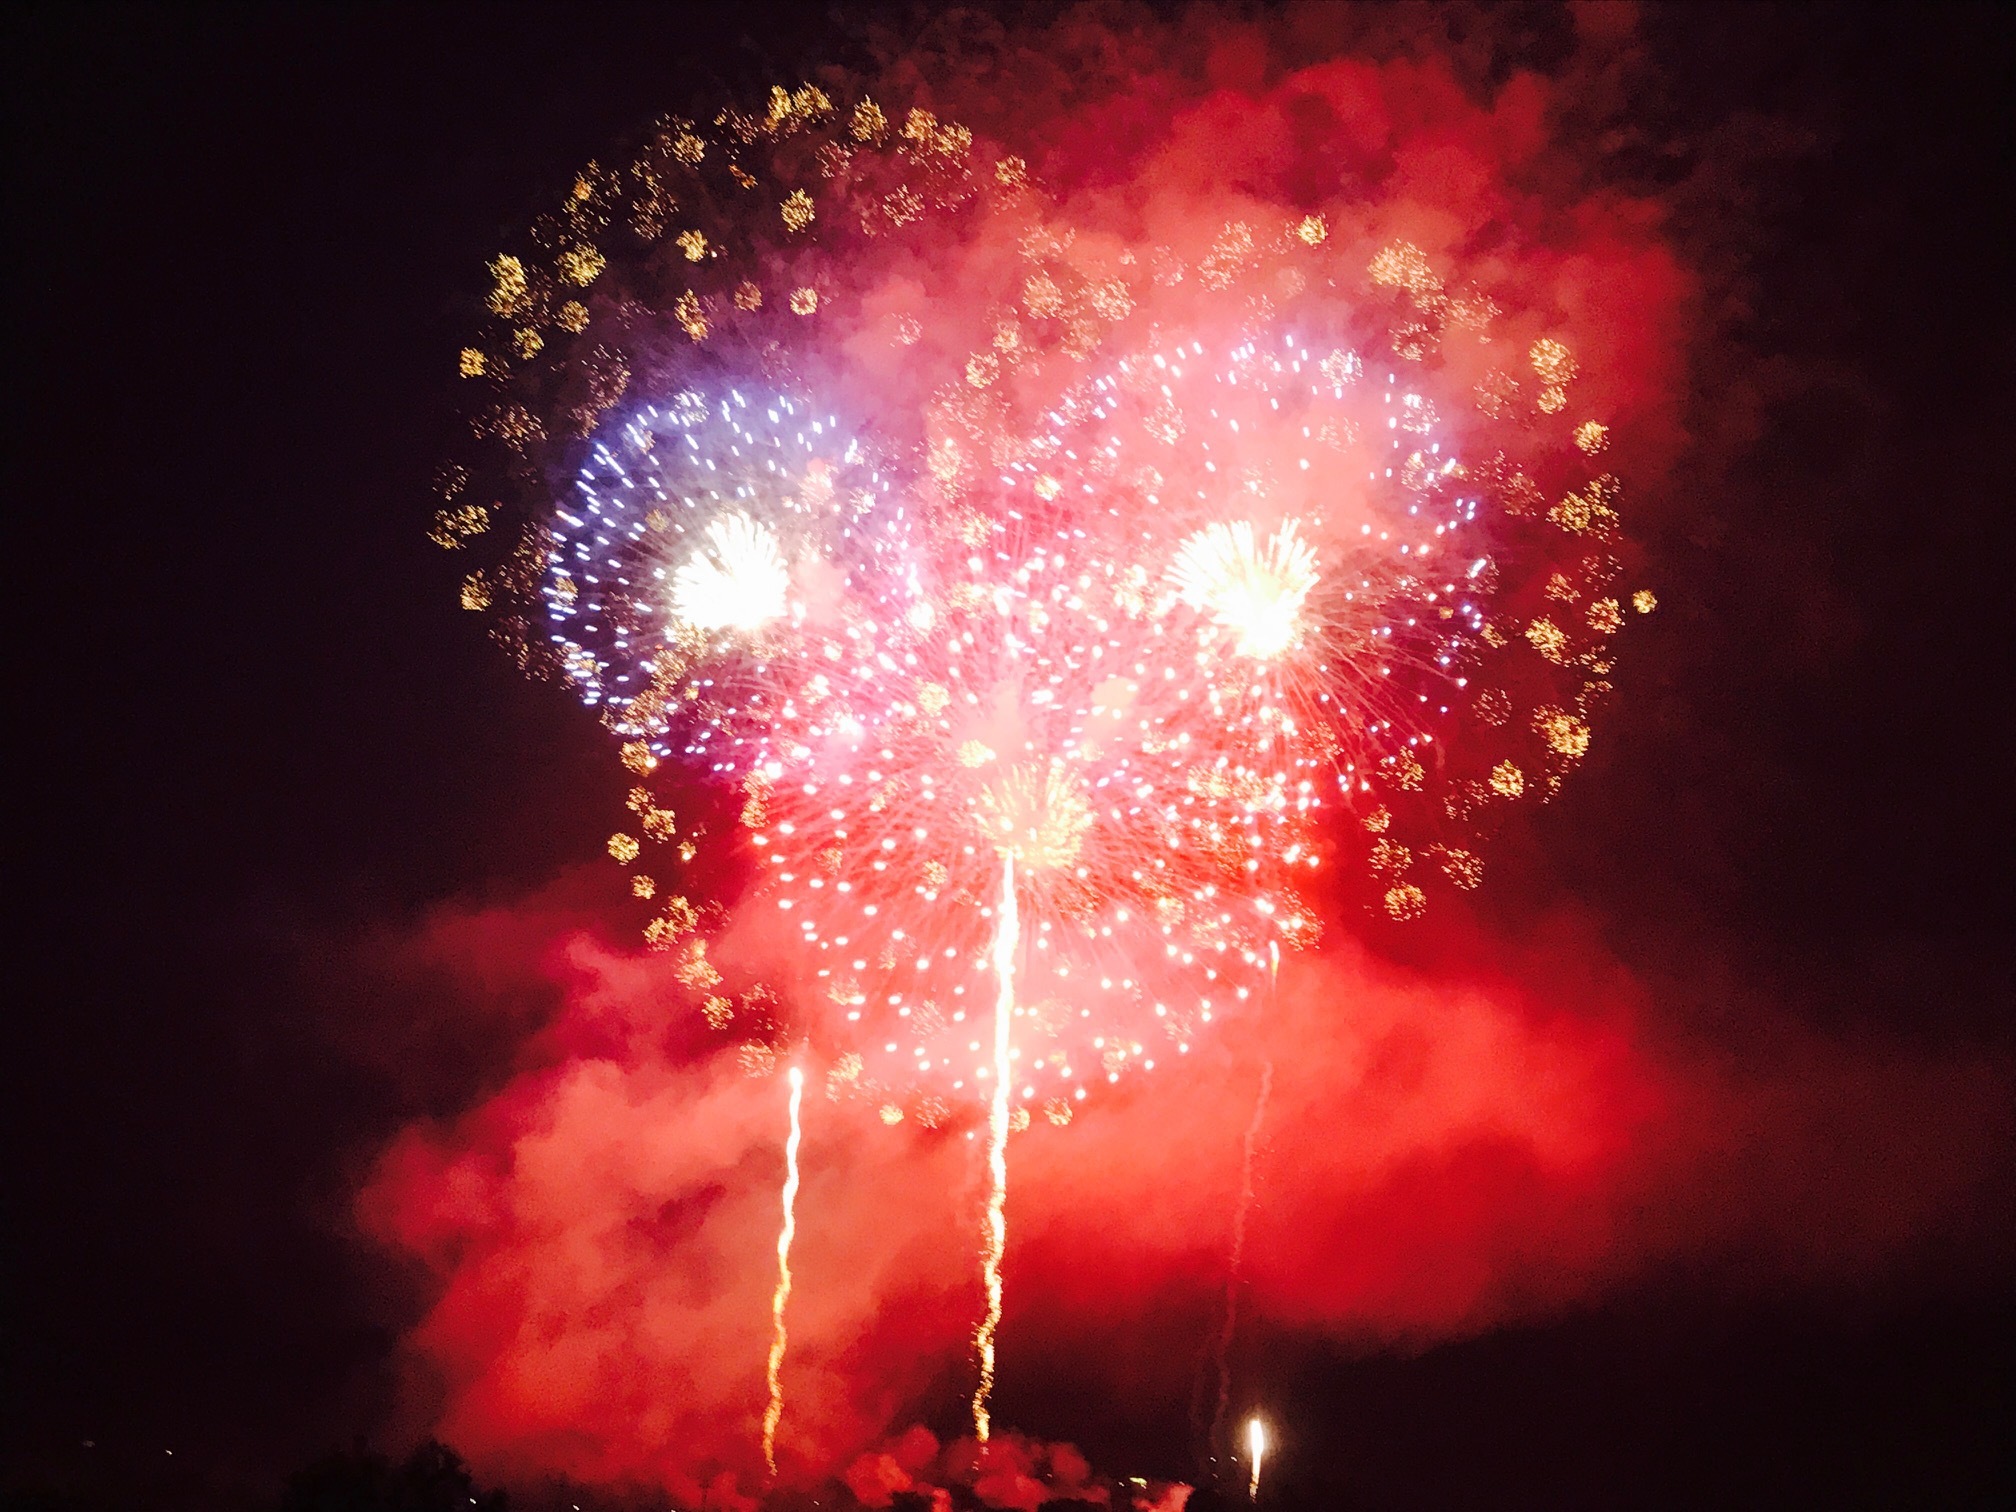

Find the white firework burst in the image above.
[
  {"left": 672, "top": 511, "right": 790, "bottom": 631},
  {"left": 1168, "top": 519, "right": 1320, "bottom": 659}
]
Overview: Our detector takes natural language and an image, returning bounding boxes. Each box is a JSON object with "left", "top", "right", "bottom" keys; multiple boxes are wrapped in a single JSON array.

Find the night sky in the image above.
[{"left": 9, "top": 5, "right": 2012, "bottom": 1509}]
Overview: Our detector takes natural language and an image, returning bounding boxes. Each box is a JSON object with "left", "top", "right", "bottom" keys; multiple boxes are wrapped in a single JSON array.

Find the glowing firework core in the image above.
[
  {"left": 673, "top": 511, "right": 790, "bottom": 632},
  {"left": 1246, "top": 1415, "right": 1267, "bottom": 1501},
  {"left": 1170, "top": 520, "right": 1320, "bottom": 660}
]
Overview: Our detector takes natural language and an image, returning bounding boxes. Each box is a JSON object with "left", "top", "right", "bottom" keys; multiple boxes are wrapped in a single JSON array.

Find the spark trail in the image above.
[
  {"left": 1210, "top": 1057, "right": 1274, "bottom": 1470},
  {"left": 973, "top": 854, "right": 1018, "bottom": 1443},
  {"left": 761, "top": 1065, "right": 805, "bottom": 1479}
]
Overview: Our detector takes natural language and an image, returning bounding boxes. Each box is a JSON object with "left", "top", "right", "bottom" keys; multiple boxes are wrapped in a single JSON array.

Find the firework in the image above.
[
  {"left": 440, "top": 71, "right": 1657, "bottom": 1473},
  {"left": 761, "top": 1065, "right": 805, "bottom": 1479},
  {"left": 1247, "top": 1416, "right": 1266, "bottom": 1502}
]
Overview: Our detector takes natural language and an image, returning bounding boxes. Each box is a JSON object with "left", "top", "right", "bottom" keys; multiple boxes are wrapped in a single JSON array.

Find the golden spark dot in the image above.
[
  {"left": 1536, "top": 708, "right": 1592, "bottom": 760},
  {"left": 485, "top": 255, "right": 529, "bottom": 317},
  {"left": 1084, "top": 278, "right": 1133, "bottom": 320},
  {"left": 1008, "top": 1106, "right": 1032, "bottom": 1134},
  {"left": 900, "top": 107, "right": 970, "bottom": 158},
  {"left": 958, "top": 740, "right": 996, "bottom": 768},
  {"left": 849, "top": 99, "right": 888, "bottom": 142},
  {"left": 675, "top": 938, "right": 721, "bottom": 989},
  {"left": 995, "top": 155, "right": 1028, "bottom": 187},
  {"left": 607, "top": 833, "right": 641, "bottom": 864},
  {"left": 1545, "top": 572, "right": 1579, "bottom": 603},
  {"left": 556, "top": 244, "right": 605, "bottom": 286},
  {"left": 1370, "top": 838, "right": 1413, "bottom": 873},
  {"left": 556, "top": 300, "right": 589, "bottom": 333},
  {"left": 733, "top": 281, "right": 763, "bottom": 311},
  {"left": 1586, "top": 597, "right": 1624, "bottom": 635},
  {"left": 880, "top": 185, "right": 924, "bottom": 227},
  {"left": 1524, "top": 616, "right": 1572, "bottom": 665},
  {"left": 1574, "top": 420, "right": 1610, "bottom": 454},
  {"left": 1439, "top": 849, "right": 1484, "bottom": 889},
  {"left": 1023, "top": 271, "right": 1064, "bottom": 319},
  {"left": 1529, "top": 338, "right": 1578, "bottom": 387},
  {"left": 1633, "top": 589, "right": 1658, "bottom": 613},
  {"left": 1033, "top": 475, "right": 1061, "bottom": 501},
  {"left": 729, "top": 165, "right": 757, "bottom": 189},
  {"left": 1363, "top": 806, "right": 1392, "bottom": 833},
  {"left": 740, "top": 1043, "right": 777, "bottom": 1077},
  {"left": 917, "top": 683, "right": 950, "bottom": 715},
  {"left": 966, "top": 353, "right": 999, "bottom": 388},
  {"left": 642, "top": 808, "right": 678, "bottom": 842},
  {"left": 1490, "top": 761, "right": 1526, "bottom": 798},
  {"left": 459, "top": 571, "right": 491, "bottom": 611},
  {"left": 427, "top": 503, "right": 491, "bottom": 549},
  {"left": 1369, "top": 240, "right": 1442, "bottom": 299},
  {"left": 458, "top": 348, "right": 486, "bottom": 378},
  {"left": 1295, "top": 213, "right": 1328, "bottom": 245},
  {"left": 619, "top": 741, "right": 657, "bottom": 774},
  {"left": 631, "top": 875, "right": 656, "bottom": 900},
  {"left": 513, "top": 327, "right": 543, "bottom": 359},
  {"left": 625, "top": 788, "right": 651, "bottom": 814},
  {"left": 1384, "top": 884, "right": 1428, "bottom": 922},
  {"left": 1199, "top": 221, "right": 1255, "bottom": 290},
  {"left": 789, "top": 287, "right": 819, "bottom": 315},
  {"left": 878, "top": 1103, "right": 905, "bottom": 1126},
  {"left": 780, "top": 189, "right": 816, "bottom": 233},
  {"left": 701, "top": 996, "right": 734, "bottom": 1030},
  {"left": 922, "top": 860, "right": 949, "bottom": 888},
  {"left": 675, "top": 229, "right": 709, "bottom": 262},
  {"left": 651, "top": 895, "right": 700, "bottom": 942},
  {"left": 1319, "top": 349, "right": 1362, "bottom": 387},
  {"left": 671, "top": 127, "right": 706, "bottom": 164},
  {"left": 1538, "top": 385, "right": 1568, "bottom": 415},
  {"left": 673, "top": 291, "right": 709, "bottom": 340},
  {"left": 1447, "top": 288, "right": 1500, "bottom": 332}
]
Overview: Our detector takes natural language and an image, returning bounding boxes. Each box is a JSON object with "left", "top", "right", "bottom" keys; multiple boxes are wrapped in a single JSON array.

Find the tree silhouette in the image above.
[{"left": 277, "top": 1441, "right": 507, "bottom": 1512}]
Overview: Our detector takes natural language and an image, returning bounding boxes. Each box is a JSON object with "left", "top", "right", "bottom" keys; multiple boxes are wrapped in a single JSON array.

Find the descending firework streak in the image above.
[
  {"left": 762, "top": 1065, "right": 804, "bottom": 1478},
  {"left": 436, "top": 75, "right": 1654, "bottom": 1465}
]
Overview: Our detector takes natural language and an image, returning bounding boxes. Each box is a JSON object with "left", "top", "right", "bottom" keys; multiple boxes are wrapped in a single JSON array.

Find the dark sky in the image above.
[{"left": 8, "top": 4, "right": 2012, "bottom": 1509}]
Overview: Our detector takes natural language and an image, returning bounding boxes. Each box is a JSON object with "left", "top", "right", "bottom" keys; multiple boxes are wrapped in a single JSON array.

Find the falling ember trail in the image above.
[
  {"left": 1247, "top": 1417, "right": 1267, "bottom": 1502},
  {"left": 761, "top": 1065, "right": 805, "bottom": 1480},
  {"left": 973, "top": 854, "right": 1017, "bottom": 1444},
  {"left": 1210, "top": 1057, "right": 1274, "bottom": 1465}
]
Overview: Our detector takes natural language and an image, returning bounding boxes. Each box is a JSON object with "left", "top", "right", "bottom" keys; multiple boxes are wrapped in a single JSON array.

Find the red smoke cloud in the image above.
[
  {"left": 357, "top": 881, "right": 2007, "bottom": 1492},
  {"left": 365, "top": 4, "right": 2008, "bottom": 1495}
]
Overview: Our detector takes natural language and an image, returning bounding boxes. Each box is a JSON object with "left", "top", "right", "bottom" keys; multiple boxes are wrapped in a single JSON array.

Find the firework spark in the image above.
[
  {"left": 1247, "top": 1415, "right": 1267, "bottom": 1501},
  {"left": 973, "top": 855, "right": 1018, "bottom": 1443},
  {"left": 761, "top": 1064, "right": 805, "bottom": 1479}
]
